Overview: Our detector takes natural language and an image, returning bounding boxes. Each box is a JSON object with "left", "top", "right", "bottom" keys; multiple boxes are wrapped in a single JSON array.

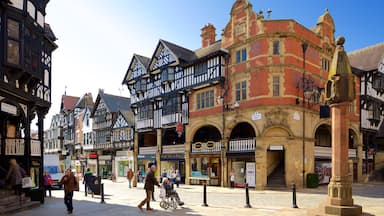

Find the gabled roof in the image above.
[
  {"left": 113, "top": 110, "right": 135, "bottom": 128},
  {"left": 61, "top": 95, "right": 80, "bottom": 111},
  {"left": 122, "top": 54, "right": 151, "bottom": 84},
  {"left": 348, "top": 42, "right": 384, "bottom": 71},
  {"left": 74, "top": 93, "right": 94, "bottom": 109},
  {"left": 91, "top": 90, "right": 130, "bottom": 116},
  {"left": 160, "top": 39, "right": 196, "bottom": 62}
]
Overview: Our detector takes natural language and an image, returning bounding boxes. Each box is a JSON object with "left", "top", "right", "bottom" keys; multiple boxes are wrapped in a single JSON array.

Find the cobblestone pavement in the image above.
[{"left": 12, "top": 181, "right": 384, "bottom": 216}]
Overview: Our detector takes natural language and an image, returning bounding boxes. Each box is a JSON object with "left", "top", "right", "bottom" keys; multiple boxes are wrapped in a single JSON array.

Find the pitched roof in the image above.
[
  {"left": 194, "top": 40, "right": 226, "bottom": 59},
  {"left": 135, "top": 54, "right": 151, "bottom": 68},
  {"left": 120, "top": 110, "right": 135, "bottom": 126},
  {"left": 74, "top": 93, "right": 94, "bottom": 109},
  {"left": 160, "top": 39, "right": 196, "bottom": 62},
  {"left": 348, "top": 43, "right": 384, "bottom": 71},
  {"left": 61, "top": 95, "right": 80, "bottom": 111},
  {"left": 99, "top": 91, "right": 131, "bottom": 113}
]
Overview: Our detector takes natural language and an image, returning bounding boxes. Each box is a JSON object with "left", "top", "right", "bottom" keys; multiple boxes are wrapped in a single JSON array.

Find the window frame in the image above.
[
  {"left": 196, "top": 90, "right": 215, "bottom": 110},
  {"left": 273, "top": 41, "right": 280, "bottom": 55},
  {"left": 235, "top": 81, "right": 247, "bottom": 101},
  {"left": 272, "top": 76, "right": 280, "bottom": 97},
  {"left": 235, "top": 48, "right": 247, "bottom": 64},
  {"left": 6, "top": 18, "right": 21, "bottom": 65}
]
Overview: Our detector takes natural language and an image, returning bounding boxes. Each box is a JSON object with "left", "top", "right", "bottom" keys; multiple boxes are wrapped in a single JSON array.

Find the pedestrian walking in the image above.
[
  {"left": 175, "top": 169, "right": 181, "bottom": 188},
  {"left": 5, "top": 159, "right": 24, "bottom": 196},
  {"left": 127, "top": 168, "right": 134, "bottom": 189},
  {"left": 230, "top": 170, "right": 235, "bottom": 188},
  {"left": 43, "top": 171, "right": 53, "bottom": 197},
  {"left": 59, "top": 169, "right": 78, "bottom": 215},
  {"left": 83, "top": 168, "right": 95, "bottom": 197},
  {"left": 138, "top": 164, "right": 160, "bottom": 212}
]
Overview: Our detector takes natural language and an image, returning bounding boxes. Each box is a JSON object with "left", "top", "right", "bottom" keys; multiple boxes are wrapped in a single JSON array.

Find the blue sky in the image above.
[{"left": 43, "top": 0, "right": 384, "bottom": 128}]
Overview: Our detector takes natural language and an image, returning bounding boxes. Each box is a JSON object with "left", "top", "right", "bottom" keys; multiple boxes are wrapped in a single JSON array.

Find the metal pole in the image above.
[
  {"left": 291, "top": 183, "right": 298, "bottom": 208},
  {"left": 301, "top": 42, "right": 308, "bottom": 188},
  {"left": 202, "top": 183, "right": 208, "bottom": 207},
  {"left": 244, "top": 183, "right": 252, "bottom": 208},
  {"left": 100, "top": 183, "right": 105, "bottom": 204},
  {"left": 85, "top": 183, "right": 87, "bottom": 197}
]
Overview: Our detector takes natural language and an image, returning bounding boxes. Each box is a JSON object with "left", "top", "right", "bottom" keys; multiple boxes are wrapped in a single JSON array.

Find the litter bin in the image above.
[{"left": 93, "top": 176, "right": 102, "bottom": 195}]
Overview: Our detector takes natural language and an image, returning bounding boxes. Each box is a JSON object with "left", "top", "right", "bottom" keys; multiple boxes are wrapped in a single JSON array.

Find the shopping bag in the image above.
[{"left": 22, "top": 177, "right": 33, "bottom": 188}]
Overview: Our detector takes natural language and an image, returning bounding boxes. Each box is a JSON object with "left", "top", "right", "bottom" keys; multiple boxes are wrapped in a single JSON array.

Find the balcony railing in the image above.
[
  {"left": 162, "top": 144, "right": 185, "bottom": 154},
  {"left": 139, "top": 146, "right": 157, "bottom": 155},
  {"left": 162, "top": 113, "right": 181, "bottom": 125},
  {"left": 314, "top": 146, "right": 357, "bottom": 158},
  {"left": 31, "top": 139, "right": 41, "bottom": 156},
  {"left": 5, "top": 138, "right": 24, "bottom": 156},
  {"left": 228, "top": 138, "right": 255, "bottom": 152},
  {"left": 191, "top": 141, "right": 221, "bottom": 153}
]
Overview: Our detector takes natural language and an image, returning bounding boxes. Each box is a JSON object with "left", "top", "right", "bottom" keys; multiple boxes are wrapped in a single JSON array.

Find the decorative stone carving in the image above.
[{"left": 264, "top": 108, "right": 289, "bottom": 128}]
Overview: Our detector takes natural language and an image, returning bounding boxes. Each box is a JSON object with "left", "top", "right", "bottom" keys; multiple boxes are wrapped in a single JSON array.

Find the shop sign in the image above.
[
  {"left": 99, "top": 155, "right": 112, "bottom": 161},
  {"left": 194, "top": 143, "right": 202, "bottom": 149},
  {"left": 138, "top": 154, "right": 155, "bottom": 160},
  {"left": 1, "top": 102, "right": 17, "bottom": 115},
  {"left": 89, "top": 153, "right": 98, "bottom": 159},
  {"left": 176, "top": 122, "right": 183, "bottom": 137},
  {"left": 246, "top": 162, "right": 256, "bottom": 187},
  {"left": 293, "top": 111, "right": 300, "bottom": 121},
  {"left": 116, "top": 150, "right": 129, "bottom": 156},
  {"left": 160, "top": 154, "right": 184, "bottom": 160},
  {"left": 315, "top": 162, "right": 332, "bottom": 184},
  {"left": 206, "top": 141, "right": 215, "bottom": 150}
]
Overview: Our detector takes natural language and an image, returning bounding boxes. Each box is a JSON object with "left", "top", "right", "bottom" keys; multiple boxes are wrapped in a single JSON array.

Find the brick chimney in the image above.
[{"left": 201, "top": 23, "right": 216, "bottom": 48}]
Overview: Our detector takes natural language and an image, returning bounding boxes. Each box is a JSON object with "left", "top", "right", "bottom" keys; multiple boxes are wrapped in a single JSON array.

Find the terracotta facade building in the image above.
[{"left": 123, "top": 0, "right": 363, "bottom": 188}]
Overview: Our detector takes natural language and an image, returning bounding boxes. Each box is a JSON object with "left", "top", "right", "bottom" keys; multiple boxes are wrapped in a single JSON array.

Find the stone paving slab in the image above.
[{"left": 11, "top": 181, "right": 384, "bottom": 216}]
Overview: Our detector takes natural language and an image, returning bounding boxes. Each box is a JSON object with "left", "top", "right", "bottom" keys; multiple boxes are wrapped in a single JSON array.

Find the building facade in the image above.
[
  {"left": 0, "top": 0, "right": 57, "bottom": 202},
  {"left": 90, "top": 89, "right": 130, "bottom": 178},
  {"left": 111, "top": 110, "right": 134, "bottom": 182},
  {"left": 123, "top": 0, "right": 363, "bottom": 189},
  {"left": 349, "top": 43, "right": 384, "bottom": 177}
]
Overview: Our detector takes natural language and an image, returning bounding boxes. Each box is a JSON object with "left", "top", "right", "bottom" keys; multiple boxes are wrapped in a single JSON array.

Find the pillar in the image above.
[
  {"left": 185, "top": 141, "right": 191, "bottom": 185},
  {"left": 156, "top": 129, "right": 161, "bottom": 181},
  {"left": 324, "top": 103, "right": 362, "bottom": 215},
  {"left": 37, "top": 112, "right": 45, "bottom": 204},
  {"left": 221, "top": 138, "right": 228, "bottom": 187},
  {"left": 133, "top": 132, "right": 139, "bottom": 187},
  {"left": 255, "top": 138, "right": 266, "bottom": 190},
  {"left": 357, "top": 140, "right": 363, "bottom": 182}
]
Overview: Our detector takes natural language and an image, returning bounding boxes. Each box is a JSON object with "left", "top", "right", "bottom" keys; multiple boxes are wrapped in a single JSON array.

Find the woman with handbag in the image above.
[{"left": 43, "top": 171, "right": 53, "bottom": 197}]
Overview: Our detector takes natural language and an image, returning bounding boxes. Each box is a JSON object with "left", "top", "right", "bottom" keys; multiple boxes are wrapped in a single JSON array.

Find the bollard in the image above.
[
  {"left": 100, "top": 183, "right": 105, "bottom": 204},
  {"left": 202, "top": 183, "right": 208, "bottom": 207},
  {"left": 291, "top": 183, "right": 298, "bottom": 208},
  {"left": 244, "top": 183, "right": 252, "bottom": 208},
  {"left": 85, "top": 183, "right": 87, "bottom": 197}
]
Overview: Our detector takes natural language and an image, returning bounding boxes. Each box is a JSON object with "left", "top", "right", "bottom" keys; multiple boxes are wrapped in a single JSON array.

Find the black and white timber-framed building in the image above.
[
  {"left": 0, "top": 0, "right": 57, "bottom": 203},
  {"left": 122, "top": 39, "right": 228, "bottom": 183}
]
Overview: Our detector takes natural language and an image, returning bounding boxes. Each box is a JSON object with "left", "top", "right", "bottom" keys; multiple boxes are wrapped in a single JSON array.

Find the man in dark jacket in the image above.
[
  {"left": 138, "top": 164, "right": 160, "bottom": 211},
  {"left": 60, "top": 169, "right": 78, "bottom": 214}
]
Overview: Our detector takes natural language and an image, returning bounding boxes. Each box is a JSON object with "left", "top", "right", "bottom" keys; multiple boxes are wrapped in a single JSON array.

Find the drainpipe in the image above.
[
  {"left": 301, "top": 42, "right": 308, "bottom": 188},
  {"left": 221, "top": 54, "right": 230, "bottom": 187}
]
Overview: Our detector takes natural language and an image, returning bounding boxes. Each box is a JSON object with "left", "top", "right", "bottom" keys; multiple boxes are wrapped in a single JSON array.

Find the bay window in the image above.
[{"left": 7, "top": 19, "right": 20, "bottom": 65}]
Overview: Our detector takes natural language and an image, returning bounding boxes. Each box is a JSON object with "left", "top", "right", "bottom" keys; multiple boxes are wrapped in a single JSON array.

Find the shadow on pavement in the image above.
[
  {"left": 297, "top": 183, "right": 384, "bottom": 198},
  {"left": 11, "top": 197, "right": 203, "bottom": 216}
]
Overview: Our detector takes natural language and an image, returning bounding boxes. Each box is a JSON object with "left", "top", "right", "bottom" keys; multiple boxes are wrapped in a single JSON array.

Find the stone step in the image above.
[{"left": 0, "top": 200, "right": 40, "bottom": 215}]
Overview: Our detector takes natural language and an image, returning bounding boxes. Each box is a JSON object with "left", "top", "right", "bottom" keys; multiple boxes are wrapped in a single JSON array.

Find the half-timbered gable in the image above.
[{"left": 112, "top": 110, "right": 134, "bottom": 150}]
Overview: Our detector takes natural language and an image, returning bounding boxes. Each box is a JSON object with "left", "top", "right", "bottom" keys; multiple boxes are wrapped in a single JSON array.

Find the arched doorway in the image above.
[
  {"left": 314, "top": 124, "right": 332, "bottom": 184},
  {"left": 228, "top": 122, "right": 256, "bottom": 187},
  {"left": 190, "top": 125, "right": 221, "bottom": 186}
]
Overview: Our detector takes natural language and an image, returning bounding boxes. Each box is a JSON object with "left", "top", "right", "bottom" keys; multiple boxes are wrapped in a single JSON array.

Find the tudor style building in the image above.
[
  {"left": 123, "top": 0, "right": 363, "bottom": 188},
  {"left": 0, "top": 0, "right": 57, "bottom": 203},
  {"left": 90, "top": 89, "right": 131, "bottom": 178},
  {"left": 349, "top": 43, "right": 384, "bottom": 177}
]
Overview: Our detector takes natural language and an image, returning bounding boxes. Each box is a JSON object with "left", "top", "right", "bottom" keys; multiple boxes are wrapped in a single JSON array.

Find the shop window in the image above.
[{"left": 190, "top": 157, "right": 220, "bottom": 182}]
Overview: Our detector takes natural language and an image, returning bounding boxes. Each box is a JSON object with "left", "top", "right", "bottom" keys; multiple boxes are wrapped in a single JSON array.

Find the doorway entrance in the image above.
[{"left": 267, "top": 146, "right": 285, "bottom": 187}]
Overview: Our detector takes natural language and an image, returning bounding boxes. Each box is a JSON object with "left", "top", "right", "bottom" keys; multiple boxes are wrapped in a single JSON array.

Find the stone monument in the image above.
[{"left": 317, "top": 37, "right": 362, "bottom": 215}]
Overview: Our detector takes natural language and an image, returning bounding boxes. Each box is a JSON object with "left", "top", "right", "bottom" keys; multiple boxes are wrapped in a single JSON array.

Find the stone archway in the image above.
[{"left": 192, "top": 125, "right": 222, "bottom": 143}]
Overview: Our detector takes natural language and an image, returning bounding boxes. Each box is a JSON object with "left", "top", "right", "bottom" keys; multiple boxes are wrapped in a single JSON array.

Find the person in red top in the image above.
[{"left": 43, "top": 171, "right": 53, "bottom": 197}]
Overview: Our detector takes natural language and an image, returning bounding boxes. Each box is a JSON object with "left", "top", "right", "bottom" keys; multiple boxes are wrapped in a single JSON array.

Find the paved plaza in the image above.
[{"left": 12, "top": 181, "right": 384, "bottom": 216}]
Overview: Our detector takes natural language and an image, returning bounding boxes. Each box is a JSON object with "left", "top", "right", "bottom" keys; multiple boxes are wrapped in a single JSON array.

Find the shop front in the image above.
[
  {"left": 114, "top": 150, "right": 135, "bottom": 182},
  {"left": 227, "top": 154, "right": 255, "bottom": 187},
  {"left": 160, "top": 153, "right": 185, "bottom": 183},
  {"left": 98, "top": 155, "right": 112, "bottom": 179},
  {"left": 137, "top": 154, "right": 156, "bottom": 182},
  {"left": 190, "top": 154, "right": 221, "bottom": 186}
]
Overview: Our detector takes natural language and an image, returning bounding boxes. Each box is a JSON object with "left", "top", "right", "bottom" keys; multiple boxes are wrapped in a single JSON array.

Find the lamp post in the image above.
[{"left": 301, "top": 42, "right": 308, "bottom": 188}]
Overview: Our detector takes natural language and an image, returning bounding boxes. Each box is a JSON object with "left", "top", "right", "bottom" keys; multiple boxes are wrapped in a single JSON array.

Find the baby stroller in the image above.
[{"left": 159, "top": 178, "right": 184, "bottom": 210}]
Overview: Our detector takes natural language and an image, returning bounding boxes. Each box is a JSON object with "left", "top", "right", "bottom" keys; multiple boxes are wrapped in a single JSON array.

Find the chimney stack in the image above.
[{"left": 201, "top": 23, "right": 216, "bottom": 48}]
